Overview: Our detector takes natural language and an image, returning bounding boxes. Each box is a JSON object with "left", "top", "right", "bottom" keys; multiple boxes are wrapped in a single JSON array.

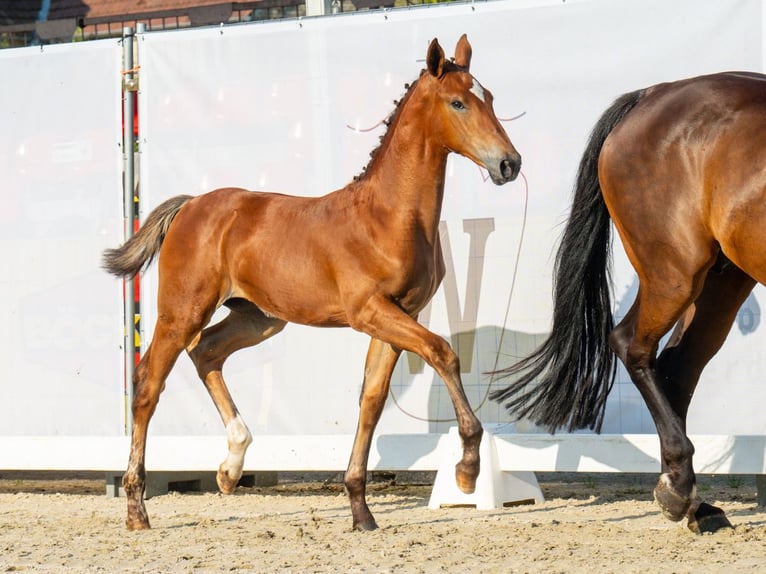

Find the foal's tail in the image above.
[
  {"left": 490, "top": 90, "right": 644, "bottom": 433},
  {"left": 102, "top": 195, "right": 193, "bottom": 279}
]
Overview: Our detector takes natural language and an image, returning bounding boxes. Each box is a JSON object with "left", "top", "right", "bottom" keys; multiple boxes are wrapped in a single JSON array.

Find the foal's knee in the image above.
[{"left": 422, "top": 338, "right": 460, "bottom": 376}]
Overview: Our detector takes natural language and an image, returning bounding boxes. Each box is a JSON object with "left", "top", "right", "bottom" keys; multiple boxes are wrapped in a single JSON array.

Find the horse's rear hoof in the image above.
[
  {"left": 687, "top": 502, "right": 733, "bottom": 534},
  {"left": 353, "top": 519, "right": 379, "bottom": 532},
  {"left": 653, "top": 475, "right": 691, "bottom": 522}
]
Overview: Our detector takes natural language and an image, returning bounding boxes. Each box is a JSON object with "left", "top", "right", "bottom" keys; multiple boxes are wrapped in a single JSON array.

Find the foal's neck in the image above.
[{"left": 359, "top": 95, "right": 449, "bottom": 240}]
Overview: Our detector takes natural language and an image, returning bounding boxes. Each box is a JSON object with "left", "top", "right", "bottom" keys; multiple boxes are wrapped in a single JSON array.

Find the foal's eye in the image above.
[{"left": 450, "top": 100, "right": 466, "bottom": 110}]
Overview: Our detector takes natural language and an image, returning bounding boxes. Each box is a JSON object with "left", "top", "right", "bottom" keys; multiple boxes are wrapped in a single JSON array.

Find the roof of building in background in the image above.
[
  {"left": 1, "top": 1, "right": 258, "bottom": 24},
  {"left": 0, "top": 0, "right": 408, "bottom": 46},
  {"left": 0, "top": 0, "right": 316, "bottom": 45}
]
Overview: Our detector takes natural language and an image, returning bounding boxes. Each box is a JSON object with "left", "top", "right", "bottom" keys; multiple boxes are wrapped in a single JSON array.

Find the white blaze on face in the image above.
[{"left": 470, "top": 78, "right": 486, "bottom": 103}]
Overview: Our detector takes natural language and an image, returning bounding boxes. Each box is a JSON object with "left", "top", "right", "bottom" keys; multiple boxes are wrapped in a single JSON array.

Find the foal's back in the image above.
[{"left": 157, "top": 185, "right": 441, "bottom": 328}]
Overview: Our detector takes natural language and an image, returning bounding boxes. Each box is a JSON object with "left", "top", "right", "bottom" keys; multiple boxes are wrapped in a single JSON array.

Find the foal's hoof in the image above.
[
  {"left": 353, "top": 519, "right": 379, "bottom": 532},
  {"left": 653, "top": 475, "right": 692, "bottom": 522},
  {"left": 687, "top": 502, "right": 733, "bottom": 535},
  {"left": 455, "top": 461, "right": 478, "bottom": 494},
  {"left": 125, "top": 500, "right": 151, "bottom": 531},
  {"left": 125, "top": 516, "right": 151, "bottom": 531},
  {"left": 216, "top": 466, "right": 239, "bottom": 495}
]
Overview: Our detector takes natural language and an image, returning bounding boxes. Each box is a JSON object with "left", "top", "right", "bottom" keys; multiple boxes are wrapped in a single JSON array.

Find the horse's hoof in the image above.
[
  {"left": 125, "top": 516, "right": 151, "bottom": 531},
  {"left": 687, "top": 502, "right": 733, "bottom": 534},
  {"left": 353, "top": 519, "right": 379, "bottom": 532},
  {"left": 217, "top": 467, "right": 238, "bottom": 495},
  {"left": 653, "top": 475, "right": 692, "bottom": 522},
  {"left": 455, "top": 462, "right": 478, "bottom": 494}
]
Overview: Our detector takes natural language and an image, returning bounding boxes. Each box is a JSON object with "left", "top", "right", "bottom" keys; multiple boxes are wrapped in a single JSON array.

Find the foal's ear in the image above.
[
  {"left": 453, "top": 34, "right": 472, "bottom": 70},
  {"left": 426, "top": 38, "right": 445, "bottom": 78}
]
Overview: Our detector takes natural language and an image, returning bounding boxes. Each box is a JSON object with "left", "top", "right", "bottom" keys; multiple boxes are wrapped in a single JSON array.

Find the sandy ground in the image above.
[{"left": 0, "top": 471, "right": 764, "bottom": 573}]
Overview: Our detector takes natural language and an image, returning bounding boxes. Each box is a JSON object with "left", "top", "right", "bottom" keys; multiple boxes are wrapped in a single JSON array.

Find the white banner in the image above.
[
  {"left": 0, "top": 40, "right": 125, "bottom": 435},
  {"left": 137, "top": 0, "right": 766, "bottom": 438}
]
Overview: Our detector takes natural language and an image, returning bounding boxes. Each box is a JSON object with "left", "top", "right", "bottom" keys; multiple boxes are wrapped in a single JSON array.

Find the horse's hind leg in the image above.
[
  {"left": 658, "top": 258, "right": 754, "bottom": 423},
  {"left": 124, "top": 323, "right": 191, "bottom": 530},
  {"left": 609, "top": 252, "right": 751, "bottom": 529},
  {"left": 344, "top": 338, "right": 401, "bottom": 531},
  {"left": 187, "top": 299, "right": 286, "bottom": 493},
  {"left": 609, "top": 276, "right": 702, "bottom": 525},
  {"left": 656, "top": 259, "right": 754, "bottom": 532}
]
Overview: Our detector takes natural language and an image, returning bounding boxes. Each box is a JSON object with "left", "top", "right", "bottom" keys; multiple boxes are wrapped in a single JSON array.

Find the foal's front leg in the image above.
[
  {"left": 345, "top": 338, "right": 401, "bottom": 530},
  {"left": 352, "top": 296, "right": 483, "bottom": 498}
]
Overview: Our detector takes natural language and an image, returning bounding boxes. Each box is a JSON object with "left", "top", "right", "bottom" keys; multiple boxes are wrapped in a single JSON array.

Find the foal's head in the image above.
[{"left": 416, "top": 34, "right": 521, "bottom": 185}]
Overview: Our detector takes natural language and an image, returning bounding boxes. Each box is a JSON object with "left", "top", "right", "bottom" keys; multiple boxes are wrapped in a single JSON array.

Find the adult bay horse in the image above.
[
  {"left": 491, "top": 71, "right": 766, "bottom": 534},
  {"left": 103, "top": 35, "right": 521, "bottom": 531}
]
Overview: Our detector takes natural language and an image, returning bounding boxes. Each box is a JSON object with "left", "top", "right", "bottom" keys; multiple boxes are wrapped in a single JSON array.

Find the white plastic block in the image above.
[{"left": 428, "top": 426, "right": 544, "bottom": 510}]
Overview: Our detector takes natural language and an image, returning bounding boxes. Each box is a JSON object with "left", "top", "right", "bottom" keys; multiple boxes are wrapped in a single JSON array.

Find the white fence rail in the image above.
[{"left": 1, "top": 433, "right": 765, "bottom": 475}]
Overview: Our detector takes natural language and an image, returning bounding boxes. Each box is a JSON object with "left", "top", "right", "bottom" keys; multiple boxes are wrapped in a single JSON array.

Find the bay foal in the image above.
[{"left": 104, "top": 35, "right": 521, "bottom": 531}]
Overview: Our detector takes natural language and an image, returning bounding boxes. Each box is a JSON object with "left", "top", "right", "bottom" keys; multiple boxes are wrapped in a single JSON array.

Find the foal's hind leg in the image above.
[
  {"left": 344, "top": 338, "right": 401, "bottom": 531},
  {"left": 656, "top": 260, "right": 754, "bottom": 532},
  {"left": 187, "top": 299, "right": 286, "bottom": 494},
  {"left": 124, "top": 323, "right": 193, "bottom": 530}
]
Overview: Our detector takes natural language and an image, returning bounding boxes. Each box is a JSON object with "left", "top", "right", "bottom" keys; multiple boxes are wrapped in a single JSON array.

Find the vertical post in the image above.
[{"left": 122, "top": 26, "right": 136, "bottom": 435}]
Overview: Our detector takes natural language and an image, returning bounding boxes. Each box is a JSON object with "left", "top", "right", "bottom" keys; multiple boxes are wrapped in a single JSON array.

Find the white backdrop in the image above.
[
  {"left": 0, "top": 40, "right": 125, "bottom": 436},
  {"left": 0, "top": 0, "right": 764, "bottom": 456},
  {"left": 136, "top": 0, "right": 766, "bottom": 440}
]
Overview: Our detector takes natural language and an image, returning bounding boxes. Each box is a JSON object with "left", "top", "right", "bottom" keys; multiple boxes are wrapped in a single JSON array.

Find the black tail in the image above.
[
  {"left": 490, "top": 90, "right": 644, "bottom": 433},
  {"left": 102, "top": 195, "right": 193, "bottom": 279}
]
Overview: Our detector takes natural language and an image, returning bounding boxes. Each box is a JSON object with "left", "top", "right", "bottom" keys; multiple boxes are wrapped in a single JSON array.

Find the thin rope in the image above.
[{"left": 389, "top": 169, "right": 529, "bottom": 422}]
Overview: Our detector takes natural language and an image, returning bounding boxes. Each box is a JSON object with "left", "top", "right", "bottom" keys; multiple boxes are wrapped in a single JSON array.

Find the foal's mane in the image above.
[
  {"left": 352, "top": 72, "right": 422, "bottom": 182},
  {"left": 353, "top": 60, "right": 465, "bottom": 182}
]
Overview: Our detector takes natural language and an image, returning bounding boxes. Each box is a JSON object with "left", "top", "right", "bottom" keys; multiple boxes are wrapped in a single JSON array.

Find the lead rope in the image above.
[{"left": 389, "top": 169, "right": 529, "bottom": 422}]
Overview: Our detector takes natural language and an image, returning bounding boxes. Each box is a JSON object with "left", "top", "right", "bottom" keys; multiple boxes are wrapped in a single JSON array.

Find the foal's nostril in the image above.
[
  {"left": 500, "top": 158, "right": 518, "bottom": 181},
  {"left": 501, "top": 155, "right": 522, "bottom": 181},
  {"left": 491, "top": 155, "right": 521, "bottom": 184}
]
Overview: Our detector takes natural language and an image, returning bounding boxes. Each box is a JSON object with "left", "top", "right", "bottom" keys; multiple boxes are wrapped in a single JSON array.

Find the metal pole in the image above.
[{"left": 122, "top": 26, "right": 136, "bottom": 435}]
